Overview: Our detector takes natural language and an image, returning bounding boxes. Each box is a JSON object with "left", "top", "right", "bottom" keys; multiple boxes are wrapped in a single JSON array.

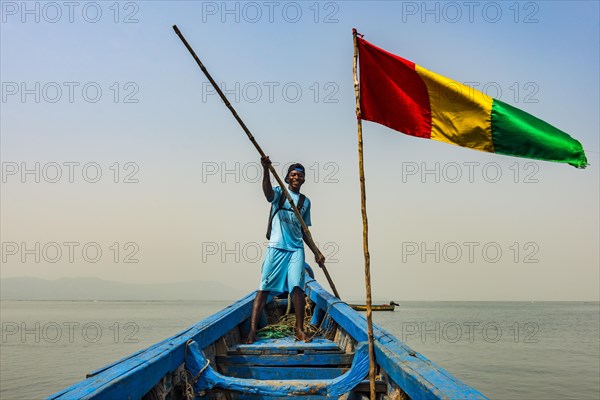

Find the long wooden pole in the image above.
[
  {"left": 352, "top": 28, "right": 376, "bottom": 400},
  {"left": 173, "top": 25, "right": 341, "bottom": 299}
]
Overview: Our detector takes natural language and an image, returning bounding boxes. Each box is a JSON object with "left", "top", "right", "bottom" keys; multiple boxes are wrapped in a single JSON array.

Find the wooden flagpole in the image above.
[
  {"left": 352, "top": 28, "right": 376, "bottom": 400},
  {"left": 173, "top": 25, "right": 341, "bottom": 299}
]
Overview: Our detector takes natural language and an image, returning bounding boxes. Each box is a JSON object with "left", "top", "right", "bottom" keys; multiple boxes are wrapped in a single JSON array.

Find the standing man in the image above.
[{"left": 245, "top": 156, "right": 325, "bottom": 344}]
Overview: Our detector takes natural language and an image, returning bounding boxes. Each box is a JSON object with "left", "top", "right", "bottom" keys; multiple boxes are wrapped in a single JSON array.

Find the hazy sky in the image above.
[{"left": 1, "top": 1, "right": 598, "bottom": 301}]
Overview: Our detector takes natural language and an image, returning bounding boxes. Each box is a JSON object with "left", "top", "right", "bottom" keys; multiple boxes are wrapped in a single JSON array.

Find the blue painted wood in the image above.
[
  {"left": 47, "top": 292, "right": 256, "bottom": 400},
  {"left": 305, "top": 281, "right": 394, "bottom": 345},
  {"left": 187, "top": 340, "right": 370, "bottom": 397},
  {"left": 305, "top": 280, "right": 488, "bottom": 400},
  {"left": 233, "top": 395, "right": 335, "bottom": 400},
  {"left": 310, "top": 304, "right": 325, "bottom": 326},
  {"left": 217, "top": 353, "right": 354, "bottom": 366},
  {"left": 219, "top": 365, "right": 348, "bottom": 380},
  {"left": 229, "top": 337, "right": 342, "bottom": 354},
  {"left": 319, "top": 313, "right": 336, "bottom": 336}
]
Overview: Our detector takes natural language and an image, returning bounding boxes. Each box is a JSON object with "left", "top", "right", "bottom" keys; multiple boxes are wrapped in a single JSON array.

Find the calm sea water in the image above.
[{"left": 1, "top": 301, "right": 598, "bottom": 400}]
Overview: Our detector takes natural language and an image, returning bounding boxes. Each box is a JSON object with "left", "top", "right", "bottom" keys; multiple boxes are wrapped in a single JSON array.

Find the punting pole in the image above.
[
  {"left": 172, "top": 25, "right": 341, "bottom": 299},
  {"left": 352, "top": 28, "right": 376, "bottom": 400}
]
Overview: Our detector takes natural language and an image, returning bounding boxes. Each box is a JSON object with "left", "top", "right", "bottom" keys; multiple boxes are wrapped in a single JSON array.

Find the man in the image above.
[{"left": 244, "top": 156, "right": 325, "bottom": 344}]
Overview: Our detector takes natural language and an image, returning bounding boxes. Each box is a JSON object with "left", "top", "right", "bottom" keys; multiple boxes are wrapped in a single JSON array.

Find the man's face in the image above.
[{"left": 287, "top": 170, "right": 305, "bottom": 191}]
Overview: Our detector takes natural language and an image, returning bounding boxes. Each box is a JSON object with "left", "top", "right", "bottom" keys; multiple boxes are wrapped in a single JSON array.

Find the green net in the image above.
[
  {"left": 257, "top": 324, "right": 294, "bottom": 339},
  {"left": 256, "top": 312, "right": 318, "bottom": 339}
]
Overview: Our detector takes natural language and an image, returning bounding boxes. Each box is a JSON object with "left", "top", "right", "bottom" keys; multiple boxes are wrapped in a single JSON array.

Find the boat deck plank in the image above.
[
  {"left": 229, "top": 337, "right": 342, "bottom": 355},
  {"left": 230, "top": 395, "right": 336, "bottom": 400},
  {"left": 217, "top": 353, "right": 354, "bottom": 366},
  {"left": 219, "top": 365, "right": 349, "bottom": 380}
]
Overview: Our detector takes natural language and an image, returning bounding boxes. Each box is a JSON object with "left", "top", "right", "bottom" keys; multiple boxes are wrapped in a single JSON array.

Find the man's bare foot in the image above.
[
  {"left": 244, "top": 329, "right": 257, "bottom": 344},
  {"left": 295, "top": 328, "right": 310, "bottom": 342}
]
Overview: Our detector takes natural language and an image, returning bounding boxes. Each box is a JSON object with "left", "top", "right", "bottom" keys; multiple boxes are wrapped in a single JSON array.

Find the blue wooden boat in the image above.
[{"left": 48, "top": 268, "right": 487, "bottom": 399}]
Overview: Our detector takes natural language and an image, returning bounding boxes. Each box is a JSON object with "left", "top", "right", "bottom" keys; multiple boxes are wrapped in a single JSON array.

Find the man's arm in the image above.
[
  {"left": 261, "top": 156, "right": 274, "bottom": 202},
  {"left": 302, "top": 203, "right": 325, "bottom": 265},
  {"left": 303, "top": 233, "right": 325, "bottom": 264}
]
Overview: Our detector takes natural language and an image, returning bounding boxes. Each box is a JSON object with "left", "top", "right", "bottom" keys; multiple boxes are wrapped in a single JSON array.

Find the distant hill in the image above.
[{"left": 0, "top": 277, "right": 245, "bottom": 301}]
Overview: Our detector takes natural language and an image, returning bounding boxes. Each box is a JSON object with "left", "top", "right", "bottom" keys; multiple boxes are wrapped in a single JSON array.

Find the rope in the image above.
[
  {"left": 183, "top": 372, "right": 194, "bottom": 400},
  {"left": 306, "top": 300, "right": 347, "bottom": 342},
  {"left": 257, "top": 312, "right": 317, "bottom": 339},
  {"left": 257, "top": 294, "right": 318, "bottom": 340},
  {"left": 191, "top": 360, "right": 211, "bottom": 384},
  {"left": 257, "top": 296, "right": 348, "bottom": 343}
]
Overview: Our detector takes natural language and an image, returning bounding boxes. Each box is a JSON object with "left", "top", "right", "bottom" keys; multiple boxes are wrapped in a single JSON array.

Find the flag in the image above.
[{"left": 357, "top": 37, "right": 588, "bottom": 168}]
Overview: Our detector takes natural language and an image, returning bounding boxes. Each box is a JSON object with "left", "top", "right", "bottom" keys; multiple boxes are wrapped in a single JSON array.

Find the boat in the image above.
[
  {"left": 48, "top": 266, "right": 487, "bottom": 399},
  {"left": 350, "top": 302, "right": 399, "bottom": 312}
]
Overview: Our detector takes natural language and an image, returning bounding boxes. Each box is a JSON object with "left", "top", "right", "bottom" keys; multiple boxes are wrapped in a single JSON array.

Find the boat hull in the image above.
[
  {"left": 48, "top": 276, "right": 487, "bottom": 400},
  {"left": 349, "top": 304, "right": 395, "bottom": 312}
]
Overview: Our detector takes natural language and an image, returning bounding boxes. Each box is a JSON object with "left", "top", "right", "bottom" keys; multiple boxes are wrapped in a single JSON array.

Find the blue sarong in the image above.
[{"left": 259, "top": 247, "right": 305, "bottom": 294}]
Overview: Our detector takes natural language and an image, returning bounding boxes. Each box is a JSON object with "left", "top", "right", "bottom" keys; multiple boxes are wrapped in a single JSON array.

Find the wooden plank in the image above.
[
  {"left": 231, "top": 394, "right": 335, "bottom": 400},
  {"left": 219, "top": 365, "right": 349, "bottom": 380},
  {"left": 352, "top": 379, "right": 387, "bottom": 393},
  {"left": 229, "top": 337, "right": 342, "bottom": 354},
  {"left": 48, "top": 292, "right": 256, "bottom": 400},
  {"left": 305, "top": 280, "right": 488, "bottom": 400},
  {"left": 217, "top": 353, "right": 354, "bottom": 366}
]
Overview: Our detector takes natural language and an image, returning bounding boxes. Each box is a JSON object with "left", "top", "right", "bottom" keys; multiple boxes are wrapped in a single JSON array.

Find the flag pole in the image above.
[
  {"left": 352, "top": 28, "right": 376, "bottom": 400},
  {"left": 172, "top": 25, "right": 341, "bottom": 299}
]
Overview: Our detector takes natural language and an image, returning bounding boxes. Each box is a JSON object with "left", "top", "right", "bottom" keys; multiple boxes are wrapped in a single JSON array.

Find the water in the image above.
[
  {"left": 370, "top": 302, "right": 600, "bottom": 399},
  {"left": 1, "top": 301, "right": 598, "bottom": 400}
]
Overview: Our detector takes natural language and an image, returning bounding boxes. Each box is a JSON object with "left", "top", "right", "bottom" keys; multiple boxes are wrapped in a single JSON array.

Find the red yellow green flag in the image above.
[{"left": 357, "top": 36, "right": 588, "bottom": 168}]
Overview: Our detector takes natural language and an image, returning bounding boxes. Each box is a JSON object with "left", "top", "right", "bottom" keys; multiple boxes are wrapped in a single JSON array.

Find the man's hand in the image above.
[
  {"left": 262, "top": 156, "right": 274, "bottom": 202},
  {"left": 315, "top": 253, "right": 325, "bottom": 265},
  {"left": 261, "top": 156, "right": 271, "bottom": 168}
]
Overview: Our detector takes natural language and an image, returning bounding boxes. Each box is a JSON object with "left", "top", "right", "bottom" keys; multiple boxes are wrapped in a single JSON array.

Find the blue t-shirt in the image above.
[{"left": 268, "top": 186, "right": 311, "bottom": 251}]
